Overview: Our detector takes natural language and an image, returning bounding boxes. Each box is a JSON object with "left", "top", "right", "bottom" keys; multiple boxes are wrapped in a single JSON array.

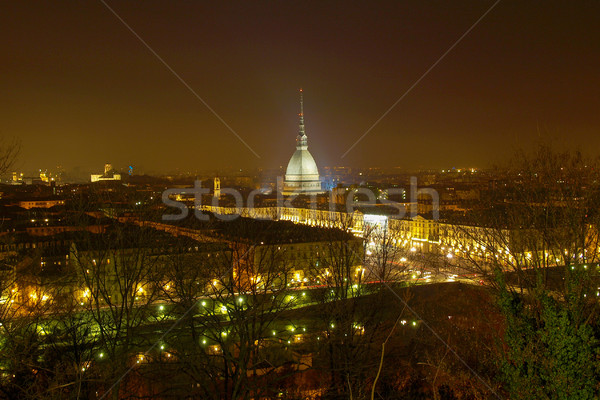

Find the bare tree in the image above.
[
  {"left": 67, "top": 207, "right": 167, "bottom": 399},
  {"left": 0, "top": 137, "right": 20, "bottom": 177},
  {"left": 150, "top": 215, "right": 311, "bottom": 399},
  {"left": 307, "top": 214, "right": 416, "bottom": 399}
]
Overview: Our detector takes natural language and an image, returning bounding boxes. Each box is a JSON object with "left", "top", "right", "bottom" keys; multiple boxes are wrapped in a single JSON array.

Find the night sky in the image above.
[{"left": 1, "top": 1, "right": 599, "bottom": 174}]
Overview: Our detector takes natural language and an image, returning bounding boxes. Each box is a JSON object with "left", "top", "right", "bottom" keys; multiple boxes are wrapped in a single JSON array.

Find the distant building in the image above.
[
  {"left": 19, "top": 199, "right": 65, "bottom": 209},
  {"left": 283, "top": 90, "right": 324, "bottom": 195},
  {"left": 39, "top": 170, "right": 51, "bottom": 182},
  {"left": 11, "top": 172, "right": 24, "bottom": 184},
  {"left": 9, "top": 172, "right": 36, "bottom": 185},
  {"left": 214, "top": 177, "right": 221, "bottom": 198},
  {"left": 91, "top": 163, "right": 121, "bottom": 182}
]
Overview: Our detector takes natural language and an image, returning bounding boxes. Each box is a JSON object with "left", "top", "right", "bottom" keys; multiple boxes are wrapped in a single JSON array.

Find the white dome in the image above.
[
  {"left": 283, "top": 135, "right": 322, "bottom": 194},
  {"left": 285, "top": 148, "right": 319, "bottom": 180}
]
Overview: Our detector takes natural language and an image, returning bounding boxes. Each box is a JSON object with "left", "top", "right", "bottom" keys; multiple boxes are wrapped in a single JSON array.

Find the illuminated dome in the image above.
[
  {"left": 286, "top": 147, "right": 319, "bottom": 177},
  {"left": 283, "top": 90, "right": 323, "bottom": 195}
]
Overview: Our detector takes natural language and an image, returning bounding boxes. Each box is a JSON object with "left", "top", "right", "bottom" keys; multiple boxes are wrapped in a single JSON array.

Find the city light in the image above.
[{"left": 2, "top": 11, "right": 596, "bottom": 396}]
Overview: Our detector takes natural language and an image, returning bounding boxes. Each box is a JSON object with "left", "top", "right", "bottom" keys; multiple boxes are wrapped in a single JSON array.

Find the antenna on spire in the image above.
[{"left": 298, "top": 88, "right": 306, "bottom": 137}]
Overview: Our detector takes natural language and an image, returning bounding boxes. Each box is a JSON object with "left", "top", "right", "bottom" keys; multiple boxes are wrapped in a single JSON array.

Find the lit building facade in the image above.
[
  {"left": 19, "top": 199, "right": 65, "bottom": 209},
  {"left": 91, "top": 163, "right": 121, "bottom": 183}
]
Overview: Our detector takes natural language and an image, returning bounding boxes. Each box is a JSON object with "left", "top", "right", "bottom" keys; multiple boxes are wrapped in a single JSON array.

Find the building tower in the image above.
[
  {"left": 214, "top": 177, "right": 221, "bottom": 198},
  {"left": 283, "top": 89, "right": 324, "bottom": 195}
]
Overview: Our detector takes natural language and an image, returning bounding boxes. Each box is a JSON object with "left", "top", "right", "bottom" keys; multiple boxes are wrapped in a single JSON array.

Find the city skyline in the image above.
[
  {"left": 2, "top": 1, "right": 599, "bottom": 174},
  {"left": 2, "top": 2, "right": 600, "bottom": 398}
]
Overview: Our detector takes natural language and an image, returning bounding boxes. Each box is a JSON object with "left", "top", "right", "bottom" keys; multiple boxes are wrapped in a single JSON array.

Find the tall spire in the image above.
[{"left": 299, "top": 88, "right": 306, "bottom": 137}]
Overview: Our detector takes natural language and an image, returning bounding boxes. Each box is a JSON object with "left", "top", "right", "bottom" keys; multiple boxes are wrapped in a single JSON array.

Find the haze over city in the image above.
[{"left": 2, "top": 0, "right": 599, "bottom": 174}]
